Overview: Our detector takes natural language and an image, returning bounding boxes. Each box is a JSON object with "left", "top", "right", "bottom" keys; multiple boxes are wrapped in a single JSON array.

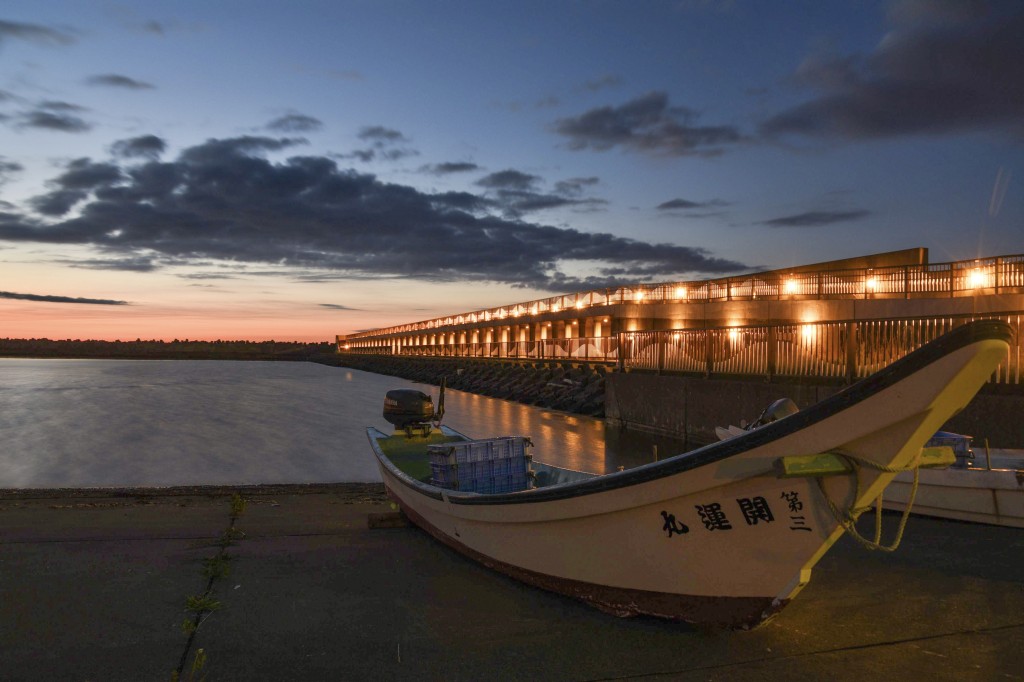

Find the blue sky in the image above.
[{"left": 0, "top": 0, "right": 1021, "bottom": 340}]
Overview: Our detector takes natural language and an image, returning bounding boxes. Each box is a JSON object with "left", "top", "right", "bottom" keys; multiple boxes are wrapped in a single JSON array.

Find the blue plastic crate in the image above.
[{"left": 427, "top": 437, "right": 533, "bottom": 492}]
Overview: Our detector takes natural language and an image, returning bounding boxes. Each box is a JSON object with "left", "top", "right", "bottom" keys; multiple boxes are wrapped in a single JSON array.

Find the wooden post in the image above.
[
  {"left": 845, "top": 321, "right": 857, "bottom": 384},
  {"left": 657, "top": 333, "right": 665, "bottom": 375},
  {"left": 705, "top": 330, "right": 713, "bottom": 378}
]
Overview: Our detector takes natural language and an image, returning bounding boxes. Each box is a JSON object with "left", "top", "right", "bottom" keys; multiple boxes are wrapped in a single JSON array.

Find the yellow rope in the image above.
[{"left": 815, "top": 448, "right": 923, "bottom": 552}]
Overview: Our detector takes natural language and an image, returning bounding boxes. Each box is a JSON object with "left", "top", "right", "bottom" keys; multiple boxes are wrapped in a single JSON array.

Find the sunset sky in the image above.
[{"left": 1, "top": 1, "right": 1021, "bottom": 342}]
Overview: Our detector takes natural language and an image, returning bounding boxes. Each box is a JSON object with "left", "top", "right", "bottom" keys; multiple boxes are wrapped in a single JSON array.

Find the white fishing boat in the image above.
[
  {"left": 719, "top": 407, "right": 1024, "bottom": 530},
  {"left": 882, "top": 439, "right": 1024, "bottom": 528},
  {"left": 367, "top": 320, "right": 1012, "bottom": 629}
]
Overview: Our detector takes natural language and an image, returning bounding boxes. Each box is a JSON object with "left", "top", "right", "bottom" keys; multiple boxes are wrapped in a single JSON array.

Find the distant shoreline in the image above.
[
  {"left": 0, "top": 482, "right": 386, "bottom": 501},
  {"left": 0, "top": 338, "right": 334, "bottom": 362}
]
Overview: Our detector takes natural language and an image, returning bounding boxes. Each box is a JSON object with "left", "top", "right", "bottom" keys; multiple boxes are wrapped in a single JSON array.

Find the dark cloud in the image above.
[
  {"left": 476, "top": 170, "right": 541, "bottom": 191},
  {"left": 336, "top": 147, "right": 418, "bottom": 163},
  {"left": 51, "top": 158, "right": 124, "bottom": 190},
  {"left": 0, "top": 158, "right": 24, "bottom": 184},
  {"left": 358, "top": 126, "right": 406, "bottom": 143},
  {"left": 554, "top": 177, "right": 599, "bottom": 197},
  {"left": 760, "top": 3, "right": 1024, "bottom": 140},
  {"left": 0, "top": 290, "right": 127, "bottom": 305},
  {"left": 63, "top": 256, "right": 158, "bottom": 272},
  {"left": 178, "top": 136, "right": 305, "bottom": 163},
  {"left": 266, "top": 114, "right": 323, "bottom": 133},
  {"left": 141, "top": 21, "right": 167, "bottom": 35},
  {"left": 760, "top": 210, "right": 871, "bottom": 228},
  {"left": 476, "top": 171, "right": 606, "bottom": 217},
  {"left": 886, "top": 0, "right": 993, "bottom": 30},
  {"left": 0, "top": 20, "right": 75, "bottom": 46},
  {"left": 429, "top": 191, "right": 495, "bottom": 213},
  {"left": 338, "top": 126, "right": 417, "bottom": 162},
  {"left": 657, "top": 198, "right": 730, "bottom": 211},
  {"left": 111, "top": 135, "right": 167, "bottom": 159},
  {"left": 30, "top": 189, "right": 88, "bottom": 216},
  {"left": 319, "top": 303, "right": 361, "bottom": 310},
  {"left": 491, "top": 190, "right": 606, "bottom": 215},
  {"left": 177, "top": 272, "right": 238, "bottom": 280},
  {"left": 18, "top": 108, "right": 91, "bottom": 133},
  {"left": 37, "top": 100, "right": 85, "bottom": 112},
  {"left": 554, "top": 91, "right": 744, "bottom": 157},
  {"left": 658, "top": 199, "right": 702, "bottom": 210},
  {"left": 85, "top": 74, "right": 155, "bottom": 90},
  {"left": 28, "top": 158, "right": 124, "bottom": 215},
  {"left": 421, "top": 162, "right": 481, "bottom": 175},
  {"left": 0, "top": 135, "right": 749, "bottom": 290}
]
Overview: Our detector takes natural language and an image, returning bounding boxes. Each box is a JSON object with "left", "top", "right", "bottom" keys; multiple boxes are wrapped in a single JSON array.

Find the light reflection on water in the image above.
[
  {"left": 438, "top": 385, "right": 689, "bottom": 473},
  {"left": 0, "top": 359, "right": 688, "bottom": 488}
]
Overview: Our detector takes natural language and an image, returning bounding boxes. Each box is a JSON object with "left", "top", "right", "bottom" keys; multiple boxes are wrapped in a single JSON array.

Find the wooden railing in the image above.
[
  {"left": 341, "top": 254, "right": 1024, "bottom": 342},
  {"left": 622, "top": 313, "right": 1022, "bottom": 385},
  {"left": 337, "top": 313, "right": 1021, "bottom": 386}
]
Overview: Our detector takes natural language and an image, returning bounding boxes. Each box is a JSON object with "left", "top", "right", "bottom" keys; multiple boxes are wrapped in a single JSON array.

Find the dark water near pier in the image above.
[{"left": 0, "top": 358, "right": 687, "bottom": 488}]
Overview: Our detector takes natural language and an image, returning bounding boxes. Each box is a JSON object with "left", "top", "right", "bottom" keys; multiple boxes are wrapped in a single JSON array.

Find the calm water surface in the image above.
[{"left": 0, "top": 358, "right": 687, "bottom": 488}]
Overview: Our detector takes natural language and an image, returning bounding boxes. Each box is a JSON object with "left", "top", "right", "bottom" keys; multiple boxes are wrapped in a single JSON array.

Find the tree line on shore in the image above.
[{"left": 0, "top": 337, "right": 334, "bottom": 360}]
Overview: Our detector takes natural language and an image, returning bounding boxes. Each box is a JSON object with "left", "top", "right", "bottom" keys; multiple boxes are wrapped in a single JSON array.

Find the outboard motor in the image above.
[
  {"left": 382, "top": 379, "right": 445, "bottom": 437},
  {"left": 751, "top": 397, "right": 799, "bottom": 428}
]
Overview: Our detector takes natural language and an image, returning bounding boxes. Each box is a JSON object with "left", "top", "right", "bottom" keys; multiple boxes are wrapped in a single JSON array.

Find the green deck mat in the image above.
[{"left": 378, "top": 431, "right": 464, "bottom": 482}]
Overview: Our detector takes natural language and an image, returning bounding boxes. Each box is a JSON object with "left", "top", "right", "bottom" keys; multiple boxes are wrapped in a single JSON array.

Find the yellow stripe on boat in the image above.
[
  {"left": 776, "top": 446, "right": 955, "bottom": 478},
  {"left": 776, "top": 452, "right": 852, "bottom": 478},
  {"left": 918, "top": 446, "right": 956, "bottom": 468}
]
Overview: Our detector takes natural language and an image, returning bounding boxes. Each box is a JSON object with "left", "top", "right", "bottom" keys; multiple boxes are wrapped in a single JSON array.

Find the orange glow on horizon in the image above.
[{"left": 1, "top": 300, "right": 347, "bottom": 342}]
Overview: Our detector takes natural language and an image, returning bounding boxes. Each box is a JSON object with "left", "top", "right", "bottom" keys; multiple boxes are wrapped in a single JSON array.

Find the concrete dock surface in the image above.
[{"left": 1, "top": 484, "right": 1022, "bottom": 681}]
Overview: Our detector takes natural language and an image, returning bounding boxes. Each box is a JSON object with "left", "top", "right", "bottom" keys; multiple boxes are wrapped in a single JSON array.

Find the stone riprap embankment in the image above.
[{"left": 314, "top": 355, "right": 607, "bottom": 417}]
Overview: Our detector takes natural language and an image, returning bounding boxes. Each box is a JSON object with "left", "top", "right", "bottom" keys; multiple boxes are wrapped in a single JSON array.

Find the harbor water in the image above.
[{"left": 0, "top": 358, "right": 687, "bottom": 488}]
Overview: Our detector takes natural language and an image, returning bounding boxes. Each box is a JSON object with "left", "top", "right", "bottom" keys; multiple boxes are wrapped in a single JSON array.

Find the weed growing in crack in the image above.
[{"left": 172, "top": 493, "right": 247, "bottom": 680}]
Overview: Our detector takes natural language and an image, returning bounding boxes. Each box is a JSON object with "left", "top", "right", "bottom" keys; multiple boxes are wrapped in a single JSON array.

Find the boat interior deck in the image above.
[{"left": 376, "top": 430, "right": 464, "bottom": 482}]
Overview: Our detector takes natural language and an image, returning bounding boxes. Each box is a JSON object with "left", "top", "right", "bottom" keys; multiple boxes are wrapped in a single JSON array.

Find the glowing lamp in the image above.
[
  {"left": 866, "top": 277, "right": 878, "bottom": 292},
  {"left": 783, "top": 279, "right": 798, "bottom": 295},
  {"left": 968, "top": 268, "right": 988, "bottom": 289},
  {"left": 675, "top": 287, "right": 687, "bottom": 299},
  {"left": 575, "top": 300, "right": 584, "bottom": 310},
  {"left": 635, "top": 291, "right": 645, "bottom": 302}
]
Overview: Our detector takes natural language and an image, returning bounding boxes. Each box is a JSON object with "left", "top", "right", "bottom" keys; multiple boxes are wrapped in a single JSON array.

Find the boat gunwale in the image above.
[{"left": 368, "top": 319, "right": 1013, "bottom": 507}]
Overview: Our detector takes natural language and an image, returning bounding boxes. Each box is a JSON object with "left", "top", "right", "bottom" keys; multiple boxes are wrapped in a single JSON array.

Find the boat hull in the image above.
[
  {"left": 368, "top": 321, "right": 1013, "bottom": 628},
  {"left": 395, "top": 496, "right": 788, "bottom": 628},
  {"left": 882, "top": 467, "right": 1024, "bottom": 528}
]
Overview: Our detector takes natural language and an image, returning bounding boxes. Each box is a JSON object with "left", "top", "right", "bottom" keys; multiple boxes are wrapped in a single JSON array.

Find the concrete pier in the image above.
[{"left": 2, "top": 485, "right": 1021, "bottom": 680}]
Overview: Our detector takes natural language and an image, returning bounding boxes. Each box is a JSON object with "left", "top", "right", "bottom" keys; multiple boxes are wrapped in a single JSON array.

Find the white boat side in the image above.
[
  {"left": 882, "top": 465, "right": 1024, "bottom": 528},
  {"left": 367, "top": 320, "right": 1013, "bottom": 628}
]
